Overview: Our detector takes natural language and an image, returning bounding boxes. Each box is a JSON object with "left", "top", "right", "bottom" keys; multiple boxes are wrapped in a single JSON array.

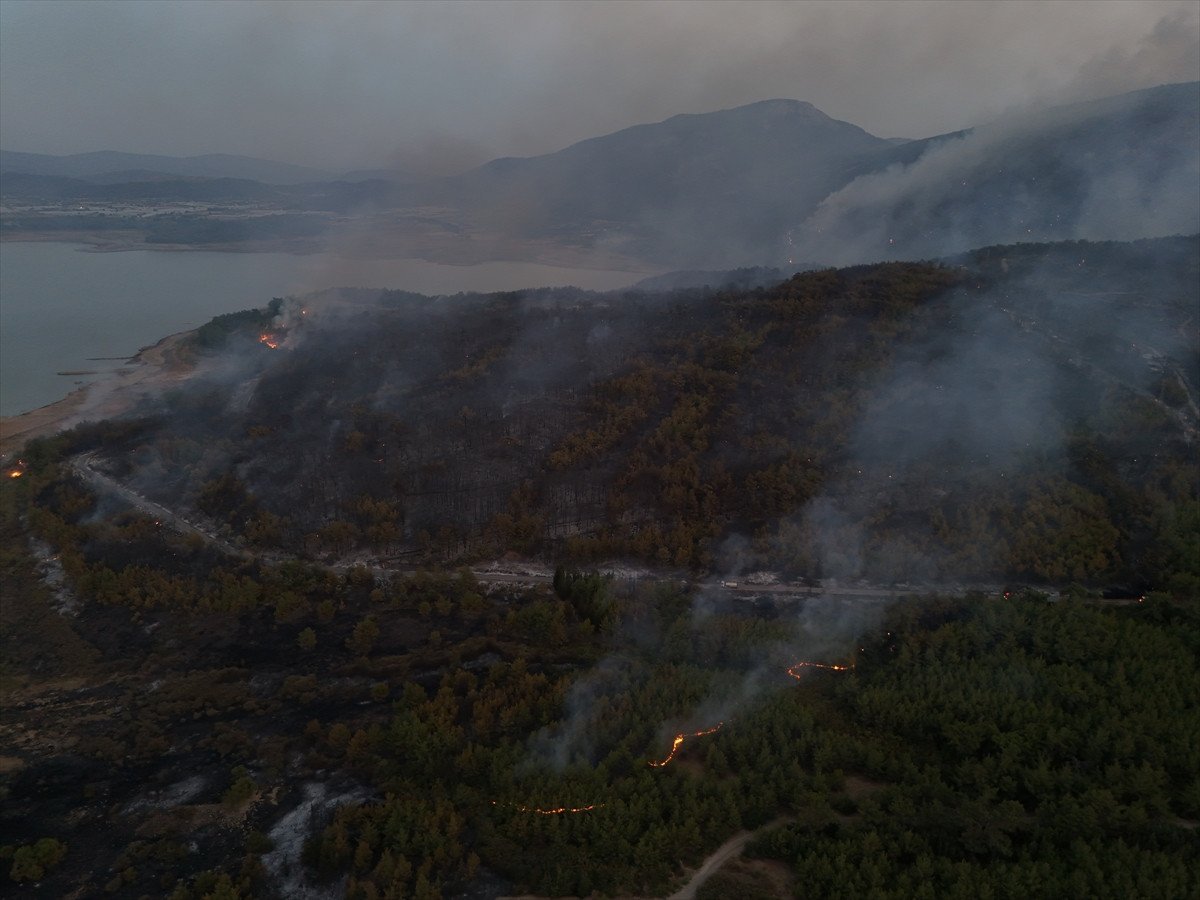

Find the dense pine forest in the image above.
[{"left": 2, "top": 236, "right": 1197, "bottom": 897}]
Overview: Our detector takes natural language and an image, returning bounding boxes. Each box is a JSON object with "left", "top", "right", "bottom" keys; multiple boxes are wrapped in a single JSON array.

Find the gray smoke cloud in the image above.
[
  {"left": 527, "top": 577, "right": 890, "bottom": 772},
  {"left": 1061, "top": 8, "right": 1200, "bottom": 103},
  {"left": 769, "top": 237, "right": 1199, "bottom": 586},
  {"left": 2, "top": 1, "right": 1195, "bottom": 173},
  {"left": 799, "top": 82, "right": 1200, "bottom": 266}
]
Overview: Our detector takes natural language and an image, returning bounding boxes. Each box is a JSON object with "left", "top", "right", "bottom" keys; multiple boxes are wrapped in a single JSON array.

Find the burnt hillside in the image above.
[{"left": 88, "top": 236, "right": 1199, "bottom": 592}]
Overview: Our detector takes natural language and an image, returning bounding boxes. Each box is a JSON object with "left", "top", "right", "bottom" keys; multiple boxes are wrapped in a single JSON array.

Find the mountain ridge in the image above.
[{"left": 3, "top": 83, "right": 1196, "bottom": 268}]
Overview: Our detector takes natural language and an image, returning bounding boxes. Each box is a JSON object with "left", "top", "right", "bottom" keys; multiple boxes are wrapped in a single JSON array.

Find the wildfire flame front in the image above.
[
  {"left": 786, "top": 661, "right": 854, "bottom": 679},
  {"left": 491, "top": 800, "right": 604, "bottom": 815},
  {"left": 648, "top": 723, "right": 724, "bottom": 768}
]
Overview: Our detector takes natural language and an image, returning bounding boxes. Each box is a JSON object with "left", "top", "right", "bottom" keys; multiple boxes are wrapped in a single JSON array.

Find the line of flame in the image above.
[
  {"left": 786, "top": 661, "right": 854, "bottom": 679},
  {"left": 647, "top": 722, "right": 724, "bottom": 768},
  {"left": 491, "top": 800, "right": 604, "bottom": 815}
]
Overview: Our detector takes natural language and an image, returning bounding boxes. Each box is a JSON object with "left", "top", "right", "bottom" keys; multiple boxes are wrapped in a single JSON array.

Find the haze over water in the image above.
[{"left": 0, "top": 242, "right": 643, "bottom": 417}]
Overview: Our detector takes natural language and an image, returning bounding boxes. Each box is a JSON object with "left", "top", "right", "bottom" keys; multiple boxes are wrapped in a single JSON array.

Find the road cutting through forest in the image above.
[
  {"left": 665, "top": 817, "right": 791, "bottom": 900},
  {"left": 65, "top": 451, "right": 960, "bottom": 601},
  {"left": 498, "top": 817, "right": 792, "bottom": 900}
]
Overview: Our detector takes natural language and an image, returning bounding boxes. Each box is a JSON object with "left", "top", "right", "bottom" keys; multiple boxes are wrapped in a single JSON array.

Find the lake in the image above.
[{"left": 0, "top": 242, "right": 646, "bottom": 417}]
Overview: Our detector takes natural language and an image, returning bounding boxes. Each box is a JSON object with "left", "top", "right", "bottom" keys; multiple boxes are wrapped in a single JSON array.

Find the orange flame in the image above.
[
  {"left": 258, "top": 332, "right": 280, "bottom": 350},
  {"left": 491, "top": 800, "right": 603, "bottom": 815},
  {"left": 786, "top": 661, "right": 854, "bottom": 679},
  {"left": 648, "top": 723, "right": 723, "bottom": 768},
  {"left": 8, "top": 470, "right": 22, "bottom": 479}
]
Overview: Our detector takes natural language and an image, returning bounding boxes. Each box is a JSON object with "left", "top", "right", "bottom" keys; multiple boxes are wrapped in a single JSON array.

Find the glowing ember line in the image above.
[
  {"left": 648, "top": 723, "right": 724, "bottom": 768},
  {"left": 491, "top": 800, "right": 604, "bottom": 815},
  {"left": 258, "top": 332, "right": 280, "bottom": 350},
  {"left": 8, "top": 470, "right": 22, "bottom": 479},
  {"left": 786, "top": 661, "right": 854, "bottom": 679}
]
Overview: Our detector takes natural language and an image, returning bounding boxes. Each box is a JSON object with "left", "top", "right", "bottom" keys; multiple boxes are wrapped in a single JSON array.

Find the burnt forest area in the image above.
[
  {"left": 2, "top": 236, "right": 1198, "bottom": 899},
  {"left": 65, "top": 237, "right": 1200, "bottom": 591}
]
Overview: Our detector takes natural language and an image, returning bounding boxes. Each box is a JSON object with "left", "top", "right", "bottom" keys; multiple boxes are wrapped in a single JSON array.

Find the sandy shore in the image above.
[{"left": 0, "top": 330, "right": 196, "bottom": 458}]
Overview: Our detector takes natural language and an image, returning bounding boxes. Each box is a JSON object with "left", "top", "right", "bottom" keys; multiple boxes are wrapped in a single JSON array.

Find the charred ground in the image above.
[
  {"left": 1, "top": 235, "right": 1198, "bottom": 898},
  {"left": 75, "top": 236, "right": 1200, "bottom": 593}
]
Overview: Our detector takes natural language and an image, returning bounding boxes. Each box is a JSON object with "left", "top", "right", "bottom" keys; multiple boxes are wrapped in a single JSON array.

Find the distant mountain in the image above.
[
  {"left": 416, "top": 99, "right": 895, "bottom": 265},
  {"left": 0, "top": 150, "right": 333, "bottom": 185},
  {"left": 3, "top": 84, "right": 1196, "bottom": 268},
  {"left": 406, "top": 85, "right": 1196, "bottom": 267}
]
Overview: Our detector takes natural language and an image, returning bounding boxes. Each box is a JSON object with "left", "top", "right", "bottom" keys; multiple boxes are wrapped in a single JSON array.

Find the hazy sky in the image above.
[{"left": 1, "top": 0, "right": 1196, "bottom": 175}]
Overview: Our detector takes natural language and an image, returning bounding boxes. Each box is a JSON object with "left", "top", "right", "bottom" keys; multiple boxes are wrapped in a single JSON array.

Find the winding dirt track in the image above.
[
  {"left": 498, "top": 818, "right": 790, "bottom": 900},
  {"left": 65, "top": 451, "right": 956, "bottom": 601},
  {"left": 68, "top": 452, "right": 1148, "bottom": 611},
  {"left": 72, "top": 452, "right": 244, "bottom": 557},
  {"left": 665, "top": 825, "right": 762, "bottom": 900}
]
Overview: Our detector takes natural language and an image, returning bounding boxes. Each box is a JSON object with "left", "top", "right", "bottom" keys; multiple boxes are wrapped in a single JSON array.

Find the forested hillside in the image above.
[
  {"left": 5, "top": 7, "right": 1198, "bottom": 898},
  {"left": 2, "top": 236, "right": 1197, "bottom": 897},
  {"left": 3, "top": 446, "right": 1197, "bottom": 896},
  {"left": 61, "top": 235, "right": 1200, "bottom": 595}
]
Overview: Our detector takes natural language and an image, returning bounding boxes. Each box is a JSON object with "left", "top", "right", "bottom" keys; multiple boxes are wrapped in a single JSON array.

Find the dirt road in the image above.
[
  {"left": 71, "top": 452, "right": 244, "bottom": 558},
  {"left": 667, "top": 817, "right": 789, "bottom": 900},
  {"left": 61, "top": 451, "right": 999, "bottom": 600}
]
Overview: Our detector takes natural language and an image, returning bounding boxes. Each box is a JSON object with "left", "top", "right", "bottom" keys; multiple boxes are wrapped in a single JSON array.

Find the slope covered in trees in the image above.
[
  {"left": 3, "top": 446, "right": 1197, "bottom": 896},
  {"left": 2, "top": 234, "right": 1197, "bottom": 897},
  {"left": 76, "top": 235, "right": 1200, "bottom": 595}
]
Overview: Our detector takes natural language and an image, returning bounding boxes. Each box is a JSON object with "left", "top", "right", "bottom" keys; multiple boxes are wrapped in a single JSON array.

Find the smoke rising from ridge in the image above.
[
  {"left": 799, "top": 83, "right": 1200, "bottom": 267},
  {"left": 765, "top": 237, "right": 1199, "bottom": 587}
]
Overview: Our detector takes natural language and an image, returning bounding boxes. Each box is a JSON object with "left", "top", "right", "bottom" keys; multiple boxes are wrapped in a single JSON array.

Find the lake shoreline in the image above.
[
  {"left": 0, "top": 241, "right": 654, "bottom": 445},
  {"left": 0, "top": 330, "right": 196, "bottom": 458}
]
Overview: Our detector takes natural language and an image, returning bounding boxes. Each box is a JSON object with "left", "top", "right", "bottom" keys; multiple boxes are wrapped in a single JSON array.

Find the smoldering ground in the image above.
[
  {"left": 755, "top": 237, "right": 1199, "bottom": 585},
  {"left": 525, "top": 237, "right": 1195, "bottom": 773},
  {"left": 106, "top": 279, "right": 719, "bottom": 548},
  {"left": 524, "top": 581, "right": 887, "bottom": 773}
]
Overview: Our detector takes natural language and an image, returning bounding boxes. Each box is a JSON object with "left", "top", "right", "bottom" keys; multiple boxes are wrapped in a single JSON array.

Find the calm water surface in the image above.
[{"left": 0, "top": 242, "right": 644, "bottom": 416}]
